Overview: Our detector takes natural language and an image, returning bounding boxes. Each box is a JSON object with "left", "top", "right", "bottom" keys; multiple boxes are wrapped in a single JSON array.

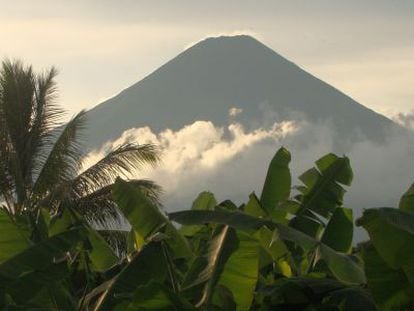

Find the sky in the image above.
[{"left": 0, "top": 0, "right": 413, "bottom": 119}]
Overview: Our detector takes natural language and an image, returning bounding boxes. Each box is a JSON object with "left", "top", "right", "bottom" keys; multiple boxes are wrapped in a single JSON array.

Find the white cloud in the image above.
[
  {"left": 82, "top": 117, "right": 414, "bottom": 242},
  {"left": 82, "top": 119, "right": 298, "bottom": 197},
  {"left": 229, "top": 107, "right": 243, "bottom": 117}
]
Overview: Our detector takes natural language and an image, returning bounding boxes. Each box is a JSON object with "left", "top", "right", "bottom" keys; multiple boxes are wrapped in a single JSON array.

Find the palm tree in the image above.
[{"left": 0, "top": 59, "right": 161, "bottom": 228}]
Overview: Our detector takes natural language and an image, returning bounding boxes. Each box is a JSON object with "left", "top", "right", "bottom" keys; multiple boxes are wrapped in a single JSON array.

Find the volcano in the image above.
[{"left": 84, "top": 35, "right": 395, "bottom": 148}]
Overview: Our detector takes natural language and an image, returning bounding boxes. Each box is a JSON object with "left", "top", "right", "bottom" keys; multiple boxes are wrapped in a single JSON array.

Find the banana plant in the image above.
[
  {"left": 357, "top": 186, "right": 414, "bottom": 310},
  {"left": 0, "top": 147, "right": 399, "bottom": 310},
  {"left": 87, "top": 148, "right": 371, "bottom": 310}
]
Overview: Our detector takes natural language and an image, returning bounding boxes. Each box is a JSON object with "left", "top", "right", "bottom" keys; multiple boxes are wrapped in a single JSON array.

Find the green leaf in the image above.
[
  {"left": 49, "top": 208, "right": 75, "bottom": 237},
  {"left": 319, "top": 244, "right": 366, "bottom": 284},
  {"left": 192, "top": 191, "right": 217, "bottom": 211},
  {"left": 126, "top": 229, "right": 143, "bottom": 254},
  {"left": 299, "top": 167, "right": 320, "bottom": 189},
  {"left": 113, "top": 178, "right": 191, "bottom": 258},
  {"left": 218, "top": 231, "right": 260, "bottom": 310},
  {"left": 399, "top": 183, "right": 414, "bottom": 213},
  {"left": 181, "top": 256, "right": 209, "bottom": 291},
  {"left": 297, "top": 154, "right": 353, "bottom": 218},
  {"left": 360, "top": 242, "right": 413, "bottom": 310},
  {"left": 259, "top": 277, "right": 375, "bottom": 310},
  {"left": 117, "top": 282, "right": 195, "bottom": 310},
  {"left": 113, "top": 178, "right": 167, "bottom": 241},
  {"left": 253, "top": 228, "right": 291, "bottom": 276},
  {"left": 180, "top": 191, "right": 217, "bottom": 237},
  {"left": 260, "top": 147, "right": 291, "bottom": 215},
  {"left": 0, "top": 226, "right": 86, "bottom": 280},
  {"left": 44, "top": 282, "right": 77, "bottom": 310},
  {"left": 194, "top": 225, "right": 238, "bottom": 306},
  {"left": 357, "top": 208, "right": 414, "bottom": 269},
  {"left": 171, "top": 210, "right": 272, "bottom": 232},
  {"left": 254, "top": 227, "right": 289, "bottom": 262},
  {"left": 87, "top": 227, "right": 119, "bottom": 272},
  {"left": 289, "top": 214, "right": 322, "bottom": 239},
  {"left": 164, "top": 224, "right": 193, "bottom": 259},
  {"left": 0, "top": 209, "right": 29, "bottom": 263},
  {"left": 183, "top": 225, "right": 260, "bottom": 310},
  {"left": 50, "top": 208, "right": 118, "bottom": 272},
  {"left": 321, "top": 207, "right": 353, "bottom": 253},
  {"left": 8, "top": 281, "right": 77, "bottom": 310},
  {"left": 170, "top": 210, "right": 365, "bottom": 284},
  {"left": 322, "top": 286, "right": 377, "bottom": 311},
  {"left": 244, "top": 192, "right": 267, "bottom": 218},
  {"left": 91, "top": 242, "right": 168, "bottom": 311},
  {"left": 316, "top": 154, "right": 352, "bottom": 186},
  {"left": 170, "top": 210, "right": 318, "bottom": 251},
  {"left": 5, "top": 262, "right": 70, "bottom": 306}
]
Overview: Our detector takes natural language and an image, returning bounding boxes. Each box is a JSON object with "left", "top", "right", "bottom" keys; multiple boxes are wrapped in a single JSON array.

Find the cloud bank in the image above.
[
  {"left": 83, "top": 117, "right": 414, "bottom": 241},
  {"left": 83, "top": 119, "right": 298, "bottom": 203}
]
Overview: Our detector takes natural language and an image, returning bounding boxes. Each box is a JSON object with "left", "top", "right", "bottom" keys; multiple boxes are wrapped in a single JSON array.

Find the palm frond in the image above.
[
  {"left": 74, "top": 179, "right": 163, "bottom": 227},
  {"left": 0, "top": 60, "right": 36, "bottom": 205},
  {"left": 73, "top": 143, "right": 160, "bottom": 196},
  {"left": 0, "top": 59, "right": 163, "bottom": 225},
  {"left": 31, "top": 110, "right": 87, "bottom": 206},
  {"left": 31, "top": 66, "right": 66, "bottom": 179},
  {"left": 0, "top": 131, "right": 14, "bottom": 212},
  {"left": 0, "top": 63, "right": 16, "bottom": 212},
  {"left": 0, "top": 61, "right": 65, "bottom": 209},
  {"left": 96, "top": 229, "right": 129, "bottom": 258}
]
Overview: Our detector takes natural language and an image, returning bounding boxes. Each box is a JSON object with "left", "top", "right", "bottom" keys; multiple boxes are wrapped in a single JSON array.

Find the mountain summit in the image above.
[{"left": 85, "top": 35, "right": 394, "bottom": 148}]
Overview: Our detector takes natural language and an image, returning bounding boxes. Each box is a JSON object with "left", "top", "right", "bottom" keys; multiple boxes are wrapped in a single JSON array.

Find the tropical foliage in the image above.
[
  {"left": 0, "top": 59, "right": 161, "bottom": 229},
  {"left": 0, "top": 142, "right": 413, "bottom": 309}
]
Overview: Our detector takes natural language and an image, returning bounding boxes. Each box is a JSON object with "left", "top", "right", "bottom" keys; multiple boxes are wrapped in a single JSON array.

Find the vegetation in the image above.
[
  {"left": 0, "top": 60, "right": 161, "bottom": 238},
  {"left": 0, "top": 144, "right": 413, "bottom": 309},
  {"left": 1, "top": 60, "right": 413, "bottom": 310}
]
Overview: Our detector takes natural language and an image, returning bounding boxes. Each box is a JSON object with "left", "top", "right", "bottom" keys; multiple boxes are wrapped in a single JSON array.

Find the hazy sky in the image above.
[{"left": 1, "top": 0, "right": 413, "bottom": 118}]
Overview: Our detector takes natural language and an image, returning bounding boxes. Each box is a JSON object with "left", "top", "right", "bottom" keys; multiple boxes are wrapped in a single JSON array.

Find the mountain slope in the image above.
[{"left": 84, "top": 35, "right": 395, "bottom": 148}]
